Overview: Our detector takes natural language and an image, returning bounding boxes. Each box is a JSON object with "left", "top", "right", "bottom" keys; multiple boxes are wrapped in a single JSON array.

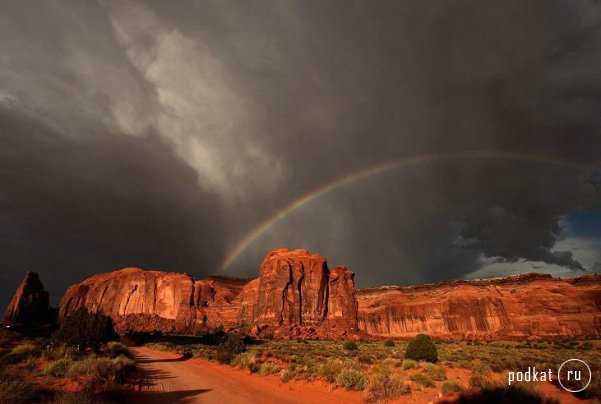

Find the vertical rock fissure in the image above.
[
  {"left": 96, "top": 283, "right": 110, "bottom": 314},
  {"left": 298, "top": 266, "right": 304, "bottom": 325},
  {"left": 122, "top": 285, "right": 138, "bottom": 316}
]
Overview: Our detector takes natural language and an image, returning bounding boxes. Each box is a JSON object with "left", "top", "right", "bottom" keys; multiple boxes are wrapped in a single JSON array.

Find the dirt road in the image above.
[{"left": 128, "top": 346, "right": 362, "bottom": 404}]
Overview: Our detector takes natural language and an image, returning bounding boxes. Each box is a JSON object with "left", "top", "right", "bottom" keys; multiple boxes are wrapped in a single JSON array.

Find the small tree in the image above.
[
  {"left": 56, "top": 308, "right": 117, "bottom": 351},
  {"left": 343, "top": 340, "right": 358, "bottom": 351},
  {"left": 215, "top": 333, "right": 246, "bottom": 363},
  {"left": 404, "top": 334, "right": 438, "bottom": 363}
]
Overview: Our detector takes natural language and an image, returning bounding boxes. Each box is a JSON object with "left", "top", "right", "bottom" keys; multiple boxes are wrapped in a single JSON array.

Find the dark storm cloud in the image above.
[
  {"left": 2, "top": 0, "right": 601, "bottom": 305},
  {"left": 0, "top": 108, "right": 223, "bottom": 304}
]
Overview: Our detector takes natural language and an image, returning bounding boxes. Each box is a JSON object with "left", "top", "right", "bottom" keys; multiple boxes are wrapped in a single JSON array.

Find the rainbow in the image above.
[{"left": 218, "top": 151, "right": 589, "bottom": 273}]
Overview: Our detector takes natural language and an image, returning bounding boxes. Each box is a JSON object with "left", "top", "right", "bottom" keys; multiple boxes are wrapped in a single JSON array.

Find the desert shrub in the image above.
[
  {"left": 469, "top": 362, "right": 493, "bottom": 390},
  {"left": 215, "top": 334, "right": 246, "bottom": 364},
  {"left": 259, "top": 361, "right": 280, "bottom": 376},
  {"left": 56, "top": 308, "right": 117, "bottom": 351},
  {"left": 358, "top": 353, "right": 374, "bottom": 364},
  {"left": 105, "top": 341, "right": 129, "bottom": 358},
  {"left": 43, "top": 358, "right": 74, "bottom": 377},
  {"left": 0, "top": 379, "right": 40, "bottom": 404},
  {"left": 231, "top": 352, "right": 259, "bottom": 372},
  {"left": 52, "top": 391, "right": 94, "bottom": 404},
  {"left": 145, "top": 342, "right": 175, "bottom": 351},
  {"left": 343, "top": 341, "right": 358, "bottom": 351},
  {"left": 384, "top": 340, "right": 395, "bottom": 347},
  {"left": 197, "top": 327, "right": 227, "bottom": 345},
  {"left": 364, "top": 373, "right": 409, "bottom": 403},
  {"left": 0, "top": 343, "right": 41, "bottom": 365},
  {"left": 281, "top": 369, "right": 294, "bottom": 383},
  {"left": 336, "top": 369, "right": 367, "bottom": 391},
  {"left": 456, "top": 385, "right": 559, "bottom": 404},
  {"left": 45, "top": 345, "right": 79, "bottom": 361},
  {"left": 319, "top": 360, "right": 343, "bottom": 383},
  {"left": 442, "top": 381, "right": 465, "bottom": 395},
  {"left": 402, "top": 359, "right": 419, "bottom": 370},
  {"left": 410, "top": 373, "right": 434, "bottom": 388},
  {"left": 405, "top": 334, "right": 437, "bottom": 363},
  {"left": 423, "top": 363, "right": 446, "bottom": 381},
  {"left": 68, "top": 356, "right": 134, "bottom": 386}
]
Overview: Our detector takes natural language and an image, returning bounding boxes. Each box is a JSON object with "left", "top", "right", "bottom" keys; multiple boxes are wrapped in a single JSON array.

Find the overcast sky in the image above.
[{"left": 1, "top": 0, "right": 601, "bottom": 306}]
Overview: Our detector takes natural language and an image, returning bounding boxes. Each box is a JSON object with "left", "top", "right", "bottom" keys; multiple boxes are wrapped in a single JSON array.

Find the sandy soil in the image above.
[{"left": 128, "top": 346, "right": 363, "bottom": 403}]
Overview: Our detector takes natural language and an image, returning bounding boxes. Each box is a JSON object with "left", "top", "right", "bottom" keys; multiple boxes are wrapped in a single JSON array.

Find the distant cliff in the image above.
[
  {"left": 356, "top": 273, "right": 601, "bottom": 339},
  {"left": 49, "top": 249, "right": 601, "bottom": 339}
]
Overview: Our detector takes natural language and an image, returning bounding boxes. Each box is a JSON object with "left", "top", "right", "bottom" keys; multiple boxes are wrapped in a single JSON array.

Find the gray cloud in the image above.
[{"left": 1, "top": 0, "right": 601, "bottom": 305}]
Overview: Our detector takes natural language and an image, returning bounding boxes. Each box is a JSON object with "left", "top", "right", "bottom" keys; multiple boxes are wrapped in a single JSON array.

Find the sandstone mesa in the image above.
[{"left": 5, "top": 248, "right": 601, "bottom": 340}]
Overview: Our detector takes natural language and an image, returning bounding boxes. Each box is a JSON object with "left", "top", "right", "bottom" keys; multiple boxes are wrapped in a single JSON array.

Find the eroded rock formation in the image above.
[
  {"left": 54, "top": 249, "right": 601, "bottom": 339},
  {"left": 356, "top": 273, "right": 601, "bottom": 340},
  {"left": 58, "top": 248, "right": 358, "bottom": 337},
  {"left": 3, "top": 271, "right": 50, "bottom": 327}
]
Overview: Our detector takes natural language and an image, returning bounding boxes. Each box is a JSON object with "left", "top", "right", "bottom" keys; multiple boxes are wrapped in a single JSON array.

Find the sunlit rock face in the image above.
[
  {"left": 56, "top": 250, "right": 601, "bottom": 339},
  {"left": 253, "top": 248, "right": 329, "bottom": 326},
  {"left": 327, "top": 265, "right": 358, "bottom": 328},
  {"left": 3, "top": 271, "right": 50, "bottom": 327},
  {"left": 57, "top": 248, "right": 359, "bottom": 337},
  {"left": 356, "top": 273, "right": 601, "bottom": 340},
  {"left": 58, "top": 268, "right": 198, "bottom": 333}
]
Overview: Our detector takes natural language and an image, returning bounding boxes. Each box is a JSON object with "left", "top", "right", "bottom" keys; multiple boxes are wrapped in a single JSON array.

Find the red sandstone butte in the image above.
[
  {"left": 3, "top": 271, "right": 50, "bottom": 327},
  {"left": 356, "top": 273, "right": 601, "bottom": 340},
  {"left": 57, "top": 248, "right": 359, "bottom": 337},
  {"left": 55, "top": 249, "right": 601, "bottom": 339}
]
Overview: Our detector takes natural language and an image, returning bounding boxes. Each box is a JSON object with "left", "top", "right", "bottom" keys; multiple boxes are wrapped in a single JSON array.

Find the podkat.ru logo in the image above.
[{"left": 507, "top": 359, "right": 592, "bottom": 393}]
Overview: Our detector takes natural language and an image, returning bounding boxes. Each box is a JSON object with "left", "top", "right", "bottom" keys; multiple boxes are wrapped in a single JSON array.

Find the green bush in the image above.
[
  {"left": 1, "top": 343, "right": 41, "bottom": 364},
  {"left": 456, "top": 385, "right": 559, "bottom": 404},
  {"left": 402, "top": 359, "right": 419, "bottom": 370},
  {"left": 319, "top": 361, "right": 343, "bottom": 383},
  {"left": 68, "top": 356, "right": 134, "bottom": 386},
  {"left": 43, "top": 358, "right": 74, "bottom": 377},
  {"left": 336, "top": 369, "right": 367, "bottom": 391},
  {"left": 469, "top": 361, "right": 493, "bottom": 390},
  {"left": 343, "top": 341, "right": 358, "bottom": 351},
  {"left": 281, "top": 369, "right": 294, "bottom": 383},
  {"left": 215, "top": 334, "right": 246, "bottom": 364},
  {"left": 405, "top": 334, "right": 438, "bottom": 363},
  {"left": 231, "top": 352, "right": 256, "bottom": 369},
  {"left": 423, "top": 363, "right": 446, "bottom": 381},
  {"left": 56, "top": 308, "right": 117, "bottom": 351},
  {"left": 384, "top": 339, "right": 395, "bottom": 347},
  {"left": 105, "top": 341, "right": 129, "bottom": 358},
  {"left": 410, "top": 373, "right": 435, "bottom": 388},
  {"left": 364, "top": 373, "right": 409, "bottom": 403},
  {"left": 44, "top": 345, "right": 79, "bottom": 361},
  {"left": 259, "top": 362, "right": 280, "bottom": 376},
  {"left": 442, "top": 381, "right": 464, "bottom": 395}
]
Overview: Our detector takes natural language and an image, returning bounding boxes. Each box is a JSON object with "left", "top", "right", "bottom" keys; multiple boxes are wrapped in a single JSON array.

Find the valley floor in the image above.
[{"left": 129, "top": 346, "right": 362, "bottom": 403}]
